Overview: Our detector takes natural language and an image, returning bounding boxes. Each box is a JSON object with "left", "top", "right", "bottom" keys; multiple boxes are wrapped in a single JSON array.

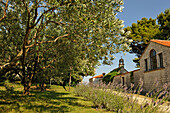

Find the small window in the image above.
[
  {"left": 159, "top": 53, "right": 163, "bottom": 68},
  {"left": 122, "top": 77, "right": 125, "bottom": 86},
  {"left": 150, "top": 49, "right": 157, "bottom": 70},
  {"left": 144, "top": 59, "right": 148, "bottom": 71}
]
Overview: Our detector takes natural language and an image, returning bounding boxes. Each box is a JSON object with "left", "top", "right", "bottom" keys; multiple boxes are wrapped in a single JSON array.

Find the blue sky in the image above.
[{"left": 83, "top": 0, "right": 170, "bottom": 82}]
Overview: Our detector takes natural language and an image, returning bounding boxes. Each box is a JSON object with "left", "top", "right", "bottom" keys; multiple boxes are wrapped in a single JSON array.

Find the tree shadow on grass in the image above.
[
  {"left": 24, "top": 104, "right": 70, "bottom": 113},
  {"left": 0, "top": 101, "right": 16, "bottom": 105},
  {"left": 67, "top": 101, "right": 93, "bottom": 108},
  {"left": 0, "top": 89, "right": 92, "bottom": 112}
]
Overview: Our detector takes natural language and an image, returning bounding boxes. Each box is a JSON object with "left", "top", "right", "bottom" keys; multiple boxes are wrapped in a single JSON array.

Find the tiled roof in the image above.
[
  {"left": 151, "top": 40, "right": 170, "bottom": 47},
  {"left": 93, "top": 74, "right": 103, "bottom": 78},
  {"left": 139, "top": 40, "right": 170, "bottom": 60}
]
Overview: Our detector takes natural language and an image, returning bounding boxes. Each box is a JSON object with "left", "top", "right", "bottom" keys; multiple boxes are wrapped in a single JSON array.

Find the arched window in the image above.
[{"left": 150, "top": 49, "right": 157, "bottom": 70}]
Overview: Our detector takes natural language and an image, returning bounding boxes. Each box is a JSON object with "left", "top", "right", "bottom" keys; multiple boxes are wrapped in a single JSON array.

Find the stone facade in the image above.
[
  {"left": 113, "top": 40, "right": 170, "bottom": 93},
  {"left": 139, "top": 41, "right": 170, "bottom": 92},
  {"left": 113, "top": 69, "right": 140, "bottom": 88}
]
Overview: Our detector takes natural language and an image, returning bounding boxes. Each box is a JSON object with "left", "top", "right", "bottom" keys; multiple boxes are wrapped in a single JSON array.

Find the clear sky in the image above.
[{"left": 83, "top": 0, "right": 170, "bottom": 83}]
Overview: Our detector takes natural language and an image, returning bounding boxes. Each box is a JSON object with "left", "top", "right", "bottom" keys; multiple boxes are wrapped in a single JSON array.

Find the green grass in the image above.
[{"left": 0, "top": 84, "right": 112, "bottom": 113}]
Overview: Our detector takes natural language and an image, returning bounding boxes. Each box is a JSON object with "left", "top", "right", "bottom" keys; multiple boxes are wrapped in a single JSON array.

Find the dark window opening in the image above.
[
  {"left": 159, "top": 53, "right": 163, "bottom": 68},
  {"left": 144, "top": 59, "right": 148, "bottom": 71},
  {"left": 150, "top": 49, "right": 157, "bottom": 70},
  {"left": 122, "top": 77, "right": 125, "bottom": 86}
]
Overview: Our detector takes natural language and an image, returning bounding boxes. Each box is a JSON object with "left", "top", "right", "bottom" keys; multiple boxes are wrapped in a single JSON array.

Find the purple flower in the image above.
[{"left": 140, "top": 105, "right": 143, "bottom": 109}]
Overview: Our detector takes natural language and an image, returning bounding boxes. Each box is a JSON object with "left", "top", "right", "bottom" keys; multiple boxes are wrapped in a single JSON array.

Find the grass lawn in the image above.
[{"left": 0, "top": 83, "right": 112, "bottom": 113}]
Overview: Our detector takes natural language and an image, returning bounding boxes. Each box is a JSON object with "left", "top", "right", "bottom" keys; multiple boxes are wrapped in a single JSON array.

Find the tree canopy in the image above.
[{"left": 0, "top": 0, "right": 131, "bottom": 94}]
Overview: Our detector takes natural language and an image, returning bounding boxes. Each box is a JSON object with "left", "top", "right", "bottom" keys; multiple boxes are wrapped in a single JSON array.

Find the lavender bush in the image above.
[{"left": 74, "top": 81, "right": 169, "bottom": 112}]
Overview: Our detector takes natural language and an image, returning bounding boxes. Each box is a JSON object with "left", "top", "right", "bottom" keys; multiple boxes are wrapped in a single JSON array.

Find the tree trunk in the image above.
[
  {"left": 24, "top": 85, "right": 30, "bottom": 95},
  {"left": 49, "top": 78, "right": 51, "bottom": 86},
  {"left": 24, "top": 82, "right": 29, "bottom": 95},
  {"left": 23, "top": 73, "right": 34, "bottom": 95},
  {"left": 40, "top": 81, "right": 45, "bottom": 92},
  {"left": 22, "top": 27, "right": 31, "bottom": 95},
  {"left": 62, "top": 83, "right": 67, "bottom": 91},
  {"left": 69, "top": 72, "right": 71, "bottom": 92},
  {"left": 24, "top": 80, "right": 31, "bottom": 95},
  {"left": 23, "top": 55, "right": 37, "bottom": 95}
]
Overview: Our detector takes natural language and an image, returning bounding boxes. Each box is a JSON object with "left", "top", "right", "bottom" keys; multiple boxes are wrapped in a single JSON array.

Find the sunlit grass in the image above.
[{"left": 0, "top": 83, "right": 112, "bottom": 113}]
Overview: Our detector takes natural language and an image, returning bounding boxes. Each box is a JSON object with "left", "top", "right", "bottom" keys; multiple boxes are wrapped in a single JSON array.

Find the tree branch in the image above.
[
  {"left": 25, "top": 34, "right": 69, "bottom": 48},
  {"left": 0, "top": 49, "right": 22, "bottom": 75},
  {"left": 22, "top": 0, "right": 30, "bottom": 29},
  {"left": 46, "top": 20, "right": 72, "bottom": 26},
  {"left": 0, "top": 0, "right": 9, "bottom": 22},
  {"left": 32, "top": 0, "right": 38, "bottom": 24},
  {"left": 38, "top": 34, "right": 69, "bottom": 44},
  {"left": 41, "top": 59, "right": 56, "bottom": 69},
  {"left": 31, "top": 6, "right": 58, "bottom": 28}
]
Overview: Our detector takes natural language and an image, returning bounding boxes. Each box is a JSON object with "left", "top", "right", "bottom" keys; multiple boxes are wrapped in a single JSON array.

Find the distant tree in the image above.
[{"left": 155, "top": 8, "right": 170, "bottom": 39}]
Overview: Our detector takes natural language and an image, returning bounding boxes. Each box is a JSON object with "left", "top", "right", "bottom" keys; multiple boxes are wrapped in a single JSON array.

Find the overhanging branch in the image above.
[{"left": 0, "top": 0, "right": 9, "bottom": 22}]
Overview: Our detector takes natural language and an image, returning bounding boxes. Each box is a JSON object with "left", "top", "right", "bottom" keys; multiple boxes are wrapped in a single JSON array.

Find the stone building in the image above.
[
  {"left": 89, "top": 73, "right": 105, "bottom": 84},
  {"left": 113, "top": 40, "right": 170, "bottom": 92},
  {"left": 102, "top": 57, "right": 128, "bottom": 84}
]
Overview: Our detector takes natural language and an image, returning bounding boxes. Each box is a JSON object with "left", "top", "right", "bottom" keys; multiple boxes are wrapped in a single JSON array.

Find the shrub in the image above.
[
  {"left": 74, "top": 82, "right": 169, "bottom": 112},
  {"left": 74, "top": 82, "right": 126, "bottom": 112}
]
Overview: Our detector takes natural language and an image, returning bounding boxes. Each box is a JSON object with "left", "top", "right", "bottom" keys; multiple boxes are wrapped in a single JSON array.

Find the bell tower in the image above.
[{"left": 119, "top": 56, "right": 124, "bottom": 67}]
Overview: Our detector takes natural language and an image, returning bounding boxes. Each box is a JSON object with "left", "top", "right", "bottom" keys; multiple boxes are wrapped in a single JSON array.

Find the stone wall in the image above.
[
  {"left": 125, "top": 73, "right": 131, "bottom": 87},
  {"left": 143, "top": 69, "right": 165, "bottom": 92},
  {"left": 133, "top": 70, "right": 143, "bottom": 88},
  {"left": 113, "top": 75, "right": 121, "bottom": 84},
  {"left": 113, "top": 72, "right": 131, "bottom": 87},
  {"left": 113, "top": 70, "right": 141, "bottom": 88}
]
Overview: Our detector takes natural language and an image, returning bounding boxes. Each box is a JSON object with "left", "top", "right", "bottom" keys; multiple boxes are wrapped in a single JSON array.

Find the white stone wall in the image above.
[{"left": 93, "top": 78, "right": 102, "bottom": 84}]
